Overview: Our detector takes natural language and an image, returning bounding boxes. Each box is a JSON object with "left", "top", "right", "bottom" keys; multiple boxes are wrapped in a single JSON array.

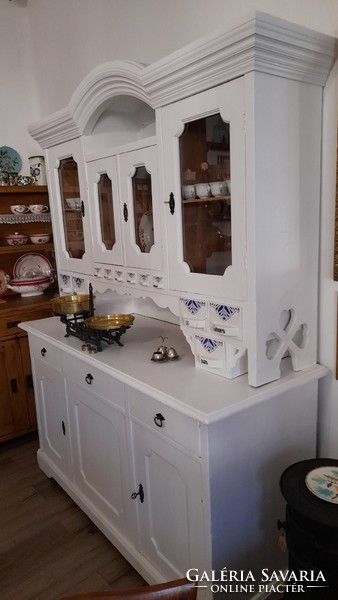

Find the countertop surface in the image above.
[{"left": 20, "top": 314, "right": 328, "bottom": 424}]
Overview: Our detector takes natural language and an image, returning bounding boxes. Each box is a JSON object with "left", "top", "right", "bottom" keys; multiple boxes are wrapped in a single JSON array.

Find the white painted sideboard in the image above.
[{"left": 21, "top": 313, "right": 327, "bottom": 599}]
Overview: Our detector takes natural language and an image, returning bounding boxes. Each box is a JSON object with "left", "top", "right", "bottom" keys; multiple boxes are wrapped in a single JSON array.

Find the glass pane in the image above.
[
  {"left": 179, "top": 113, "right": 231, "bottom": 275},
  {"left": 132, "top": 165, "right": 154, "bottom": 253},
  {"left": 58, "top": 157, "right": 85, "bottom": 259},
  {"left": 98, "top": 173, "right": 115, "bottom": 250}
]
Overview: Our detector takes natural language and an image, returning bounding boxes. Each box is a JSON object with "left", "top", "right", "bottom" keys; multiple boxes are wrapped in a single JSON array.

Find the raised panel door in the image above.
[
  {"left": 131, "top": 421, "right": 206, "bottom": 579},
  {"left": 161, "top": 78, "right": 246, "bottom": 300},
  {"left": 0, "top": 338, "right": 29, "bottom": 440},
  {"left": 68, "top": 380, "right": 136, "bottom": 544},
  {"left": 32, "top": 356, "right": 72, "bottom": 479}
]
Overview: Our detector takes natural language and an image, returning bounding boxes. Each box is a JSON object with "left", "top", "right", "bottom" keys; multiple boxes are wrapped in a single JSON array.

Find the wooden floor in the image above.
[{"left": 0, "top": 434, "right": 147, "bottom": 600}]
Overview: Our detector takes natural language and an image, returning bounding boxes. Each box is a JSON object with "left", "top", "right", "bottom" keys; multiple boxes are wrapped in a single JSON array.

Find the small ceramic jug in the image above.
[{"left": 29, "top": 155, "right": 46, "bottom": 185}]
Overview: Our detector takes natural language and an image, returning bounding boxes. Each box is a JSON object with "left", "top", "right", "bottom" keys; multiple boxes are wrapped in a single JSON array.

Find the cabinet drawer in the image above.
[
  {"left": 128, "top": 388, "right": 200, "bottom": 456},
  {"left": 0, "top": 307, "right": 52, "bottom": 339},
  {"left": 28, "top": 335, "right": 62, "bottom": 368},
  {"left": 62, "top": 357, "right": 126, "bottom": 411}
]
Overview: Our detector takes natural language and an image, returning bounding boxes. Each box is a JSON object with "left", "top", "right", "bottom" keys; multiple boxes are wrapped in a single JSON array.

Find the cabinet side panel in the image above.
[{"left": 245, "top": 72, "right": 323, "bottom": 386}]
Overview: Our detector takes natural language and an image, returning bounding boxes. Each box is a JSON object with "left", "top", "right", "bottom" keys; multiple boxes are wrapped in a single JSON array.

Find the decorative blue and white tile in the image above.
[
  {"left": 179, "top": 297, "right": 207, "bottom": 329},
  {"left": 59, "top": 273, "right": 72, "bottom": 294},
  {"left": 72, "top": 276, "right": 87, "bottom": 293},
  {"left": 196, "top": 336, "right": 223, "bottom": 353},
  {"left": 210, "top": 302, "right": 242, "bottom": 338},
  {"left": 193, "top": 333, "right": 247, "bottom": 379}
]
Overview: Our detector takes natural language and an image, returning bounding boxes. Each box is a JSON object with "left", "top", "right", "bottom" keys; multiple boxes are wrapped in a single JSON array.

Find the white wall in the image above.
[{"left": 2, "top": 0, "right": 338, "bottom": 455}]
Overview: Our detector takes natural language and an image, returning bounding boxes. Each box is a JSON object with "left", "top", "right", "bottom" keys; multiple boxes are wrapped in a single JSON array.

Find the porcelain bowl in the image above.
[
  {"left": 5, "top": 233, "right": 28, "bottom": 245},
  {"left": 7, "top": 275, "right": 51, "bottom": 297},
  {"left": 29, "top": 233, "right": 51, "bottom": 244}
]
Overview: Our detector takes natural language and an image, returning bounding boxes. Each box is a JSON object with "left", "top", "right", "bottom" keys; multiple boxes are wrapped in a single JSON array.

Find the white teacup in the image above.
[
  {"left": 65, "top": 197, "right": 81, "bottom": 210},
  {"left": 210, "top": 181, "right": 228, "bottom": 197},
  {"left": 11, "top": 204, "right": 29, "bottom": 214},
  {"left": 182, "top": 185, "right": 196, "bottom": 199},
  {"left": 195, "top": 183, "right": 211, "bottom": 198},
  {"left": 29, "top": 204, "right": 49, "bottom": 214}
]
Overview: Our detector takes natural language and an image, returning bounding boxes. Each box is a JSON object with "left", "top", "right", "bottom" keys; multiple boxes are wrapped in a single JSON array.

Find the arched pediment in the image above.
[{"left": 69, "top": 61, "right": 150, "bottom": 135}]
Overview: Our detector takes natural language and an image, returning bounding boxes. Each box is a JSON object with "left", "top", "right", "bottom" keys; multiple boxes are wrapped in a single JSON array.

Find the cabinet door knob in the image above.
[
  {"left": 62, "top": 420, "right": 66, "bottom": 436},
  {"left": 164, "top": 192, "right": 175, "bottom": 215},
  {"left": 85, "top": 373, "right": 94, "bottom": 384},
  {"left": 41, "top": 347, "right": 47, "bottom": 357},
  {"left": 154, "top": 413, "right": 165, "bottom": 427},
  {"left": 131, "top": 483, "right": 144, "bottom": 503},
  {"left": 123, "top": 203, "right": 128, "bottom": 222},
  {"left": 81, "top": 200, "right": 85, "bottom": 217}
]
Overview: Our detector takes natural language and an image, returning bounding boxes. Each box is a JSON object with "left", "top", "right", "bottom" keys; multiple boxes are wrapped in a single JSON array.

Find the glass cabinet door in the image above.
[
  {"left": 119, "top": 145, "right": 162, "bottom": 271},
  {"left": 162, "top": 78, "right": 246, "bottom": 299},
  {"left": 47, "top": 139, "right": 92, "bottom": 274},
  {"left": 86, "top": 156, "right": 123, "bottom": 266},
  {"left": 180, "top": 113, "right": 231, "bottom": 276},
  {"left": 58, "top": 157, "right": 85, "bottom": 260}
]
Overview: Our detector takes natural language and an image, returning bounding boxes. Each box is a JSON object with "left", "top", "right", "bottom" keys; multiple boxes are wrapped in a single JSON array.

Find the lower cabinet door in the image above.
[
  {"left": 131, "top": 421, "right": 206, "bottom": 579},
  {"left": 67, "top": 380, "right": 136, "bottom": 543},
  {"left": 32, "top": 356, "right": 72, "bottom": 479},
  {"left": 0, "top": 338, "right": 29, "bottom": 441}
]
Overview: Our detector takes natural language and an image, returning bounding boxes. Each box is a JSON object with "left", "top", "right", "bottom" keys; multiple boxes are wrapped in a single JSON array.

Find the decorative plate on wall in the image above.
[
  {"left": 0, "top": 146, "right": 22, "bottom": 173},
  {"left": 0, "top": 268, "right": 11, "bottom": 297}
]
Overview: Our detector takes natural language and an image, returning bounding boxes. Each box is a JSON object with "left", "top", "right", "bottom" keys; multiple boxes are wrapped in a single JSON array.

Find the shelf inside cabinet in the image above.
[
  {"left": 0, "top": 243, "right": 54, "bottom": 255},
  {"left": 0, "top": 185, "right": 48, "bottom": 194},
  {"left": 182, "top": 195, "right": 230, "bottom": 204}
]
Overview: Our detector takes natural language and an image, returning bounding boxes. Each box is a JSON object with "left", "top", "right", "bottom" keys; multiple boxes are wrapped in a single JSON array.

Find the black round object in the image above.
[{"left": 280, "top": 458, "right": 338, "bottom": 529}]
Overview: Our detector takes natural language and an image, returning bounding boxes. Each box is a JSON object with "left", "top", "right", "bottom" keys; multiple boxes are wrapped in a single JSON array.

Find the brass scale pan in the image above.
[{"left": 50, "top": 295, "right": 134, "bottom": 330}]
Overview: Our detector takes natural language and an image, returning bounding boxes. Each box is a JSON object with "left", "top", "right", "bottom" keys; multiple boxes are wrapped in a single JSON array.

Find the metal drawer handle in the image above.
[
  {"left": 85, "top": 373, "right": 94, "bottom": 385},
  {"left": 154, "top": 413, "right": 165, "bottom": 428},
  {"left": 7, "top": 320, "right": 20, "bottom": 329},
  {"left": 41, "top": 347, "right": 47, "bottom": 357}
]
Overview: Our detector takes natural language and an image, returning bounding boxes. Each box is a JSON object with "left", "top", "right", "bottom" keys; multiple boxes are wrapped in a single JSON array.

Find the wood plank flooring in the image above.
[{"left": 0, "top": 434, "right": 146, "bottom": 600}]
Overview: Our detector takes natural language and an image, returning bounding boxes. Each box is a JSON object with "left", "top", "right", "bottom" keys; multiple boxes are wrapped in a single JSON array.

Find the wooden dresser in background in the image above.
[{"left": 0, "top": 185, "right": 56, "bottom": 442}]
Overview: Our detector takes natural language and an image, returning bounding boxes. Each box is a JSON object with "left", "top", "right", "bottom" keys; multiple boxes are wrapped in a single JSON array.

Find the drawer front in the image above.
[
  {"left": 28, "top": 335, "right": 62, "bottom": 368},
  {"left": 62, "top": 357, "right": 126, "bottom": 411},
  {"left": 0, "top": 307, "right": 52, "bottom": 339},
  {"left": 128, "top": 388, "right": 200, "bottom": 456}
]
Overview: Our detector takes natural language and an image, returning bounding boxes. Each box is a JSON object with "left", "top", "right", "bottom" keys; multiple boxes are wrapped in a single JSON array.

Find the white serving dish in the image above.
[{"left": 7, "top": 274, "right": 51, "bottom": 297}]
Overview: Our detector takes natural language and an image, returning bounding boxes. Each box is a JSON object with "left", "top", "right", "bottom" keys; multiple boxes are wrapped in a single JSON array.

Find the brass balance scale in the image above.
[{"left": 50, "top": 284, "right": 134, "bottom": 353}]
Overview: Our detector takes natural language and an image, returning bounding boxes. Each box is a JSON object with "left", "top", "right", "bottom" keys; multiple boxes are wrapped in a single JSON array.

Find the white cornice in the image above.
[{"left": 29, "top": 11, "right": 338, "bottom": 148}]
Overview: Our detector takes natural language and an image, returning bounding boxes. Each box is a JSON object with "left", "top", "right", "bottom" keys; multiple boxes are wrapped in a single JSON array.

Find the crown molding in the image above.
[
  {"left": 29, "top": 11, "right": 338, "bottom": 148},
  {"left": 28, "top": 108, "right": 80, "bottom": 149}
]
